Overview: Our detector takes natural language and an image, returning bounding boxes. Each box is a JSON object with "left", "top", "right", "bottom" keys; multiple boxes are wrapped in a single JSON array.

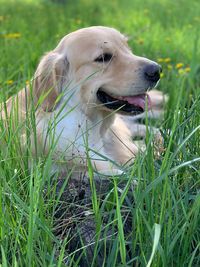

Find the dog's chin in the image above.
[{"left": 96, "top": 88, "right": 151, "bottom": 115}]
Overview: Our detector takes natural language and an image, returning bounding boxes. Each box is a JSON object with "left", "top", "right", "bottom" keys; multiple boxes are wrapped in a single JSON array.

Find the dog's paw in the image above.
[
  {"left": 92, "top": 159, "right": 125, "bottom": 177},
  {"left": 94, "top": 168, "right": 124, "bottom": 177}
]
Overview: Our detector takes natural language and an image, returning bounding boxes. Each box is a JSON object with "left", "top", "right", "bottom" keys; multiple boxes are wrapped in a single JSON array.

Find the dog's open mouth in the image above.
[{"left": 97, "top": 89, "right": 151, "bottom": 115}]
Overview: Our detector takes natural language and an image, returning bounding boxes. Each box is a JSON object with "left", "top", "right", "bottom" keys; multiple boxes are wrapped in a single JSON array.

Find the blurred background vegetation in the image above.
[{"left": 0, "top": 0, "right": 200, "bottom": 90}]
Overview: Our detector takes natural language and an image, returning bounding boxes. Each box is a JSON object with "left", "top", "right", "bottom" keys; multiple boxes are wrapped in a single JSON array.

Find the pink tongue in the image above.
[{"left": 120, "top": 94, "right": 151, "bottom": 109}]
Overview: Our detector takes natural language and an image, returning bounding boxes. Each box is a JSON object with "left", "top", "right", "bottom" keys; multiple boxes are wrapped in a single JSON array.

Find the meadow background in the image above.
[{"left": 0, "top": 0, "right": 200, "bottom": 266}]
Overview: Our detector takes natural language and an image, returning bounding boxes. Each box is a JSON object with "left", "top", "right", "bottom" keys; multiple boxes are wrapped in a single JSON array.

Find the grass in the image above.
[{"left": 0, "top": 0, "right": 200, "bottom": 266}]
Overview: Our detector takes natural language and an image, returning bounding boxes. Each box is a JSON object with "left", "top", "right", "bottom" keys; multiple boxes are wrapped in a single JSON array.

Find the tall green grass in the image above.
[{"left": 0, "top": 0, "right": 200, "bottom": 266}]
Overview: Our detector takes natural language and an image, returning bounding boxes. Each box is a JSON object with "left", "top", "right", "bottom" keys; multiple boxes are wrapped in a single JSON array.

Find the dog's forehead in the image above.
[
  {"left": 59, "top": 27, "right": 128, "bottom": 54},
  {"left": 72, "top": 26, "right": 126, "bottom": 42}
]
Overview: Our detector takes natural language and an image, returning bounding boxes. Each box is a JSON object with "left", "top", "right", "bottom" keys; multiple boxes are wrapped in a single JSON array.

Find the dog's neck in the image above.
[
  {"left": 60, "top": 88, "right": 116, "bottom": 135},
  {"left": 38, "top": 98, "right": 114, "bottom": 161}
]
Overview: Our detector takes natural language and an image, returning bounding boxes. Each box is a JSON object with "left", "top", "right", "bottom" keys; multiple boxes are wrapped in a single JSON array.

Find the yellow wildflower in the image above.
[
  {"left": 6, "top": 80, "right": 14, "bottom": 85},
  {"left": 3, "top": 33, "right": 21, "bottom": 39},
  {"left": 157, "top": 58, "right": 164, "bottom": 63},
  {"left": 176, "top": 63, "right": 184, "bottom": 69},
  {"left": 137, "top": 38, "right": 144, "bottom": 45},
  {"left": 164, "top": 58, "right": 171, "bottom": 63},
  {"left": 185, "top": 67, "right": 191, "bottom": 73},
  {"left": 167, "top": 64, "right": 173, "bottom": 70},
  {"left": 178, "top": 69, "right": 185, "bottom": 75},
  {"left": 160, "top": 73, "right": 164, "bottom": 78}
]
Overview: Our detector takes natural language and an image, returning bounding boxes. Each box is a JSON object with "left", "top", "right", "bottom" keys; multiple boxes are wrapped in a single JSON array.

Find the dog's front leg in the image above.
[{"left": 91, "top": 159, "right": 124, "bottom": 176}]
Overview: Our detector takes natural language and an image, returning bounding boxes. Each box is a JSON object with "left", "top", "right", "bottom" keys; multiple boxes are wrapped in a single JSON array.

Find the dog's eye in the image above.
[{"left": 95, "top": 53, "right": 113, "bottom": 63}]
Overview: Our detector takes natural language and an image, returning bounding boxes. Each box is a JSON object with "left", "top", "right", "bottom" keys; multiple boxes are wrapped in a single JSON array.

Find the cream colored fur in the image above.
[{"left": 1, "top": 26, "right": 167, "bottom": 175}]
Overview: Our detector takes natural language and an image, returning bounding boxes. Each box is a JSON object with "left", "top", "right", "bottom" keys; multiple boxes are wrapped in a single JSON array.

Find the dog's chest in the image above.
[{"left": 36, "top": 108, "right": 104, "bottom": 162}]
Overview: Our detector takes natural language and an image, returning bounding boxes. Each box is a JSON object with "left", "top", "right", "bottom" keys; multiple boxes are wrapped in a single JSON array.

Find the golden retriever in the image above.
[{"left": 1, "top": 26, "right": 166, "bottom": 175}]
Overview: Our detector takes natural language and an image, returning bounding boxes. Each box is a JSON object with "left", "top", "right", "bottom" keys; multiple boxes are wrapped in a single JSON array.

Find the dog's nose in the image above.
[{"left": 144, "top": 64, "right": 162, "bottom": 83}]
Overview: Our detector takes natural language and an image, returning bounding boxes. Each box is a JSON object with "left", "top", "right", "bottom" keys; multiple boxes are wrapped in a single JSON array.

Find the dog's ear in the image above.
[{"left": 33, "top": 52, "right": 69, "bottom": 111}]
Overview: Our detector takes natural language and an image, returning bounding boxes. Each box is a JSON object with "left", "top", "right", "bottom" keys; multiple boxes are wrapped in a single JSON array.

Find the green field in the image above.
[{"left": 0, "top": 0, "right": 200, "bottom": 266}]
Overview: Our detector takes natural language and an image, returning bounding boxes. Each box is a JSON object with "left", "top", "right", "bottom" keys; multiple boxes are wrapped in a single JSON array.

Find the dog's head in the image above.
[{"left": 33, "top": 26, "right": 162, "bottom": 115}]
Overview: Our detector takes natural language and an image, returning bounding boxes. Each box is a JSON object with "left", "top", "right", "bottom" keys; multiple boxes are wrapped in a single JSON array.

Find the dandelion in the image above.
[
  {"left": 167, "top": 64, "right": 173, "bottom": 70},
  {"left": 185, "top": 67, "right": 191, "bottom": 73},
  {"left": 178, "top": 69, "right": 185, "bottom": 75},
  {"left": 176, "top": 63, "right": 184, "bottom": 69},
  {"left": 157, "top": 58, "right": 164, "bottom": 63},
  {"left": 3, "top": 33, "right": 21, "bottom": 39},
  {"left": 137, "top": 38, "right": 144, "bottom": 45},
  {"left": 164, "top": 58, "right": 171, "bottom": 63},
  {"left": 6, "top": 80, "right": 14, "bottom": 85}
]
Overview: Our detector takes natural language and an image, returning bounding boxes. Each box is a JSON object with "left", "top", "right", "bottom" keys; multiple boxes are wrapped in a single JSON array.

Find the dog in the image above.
[{"left": 1, "top": 26, "right": 167, "bottom": 175}]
